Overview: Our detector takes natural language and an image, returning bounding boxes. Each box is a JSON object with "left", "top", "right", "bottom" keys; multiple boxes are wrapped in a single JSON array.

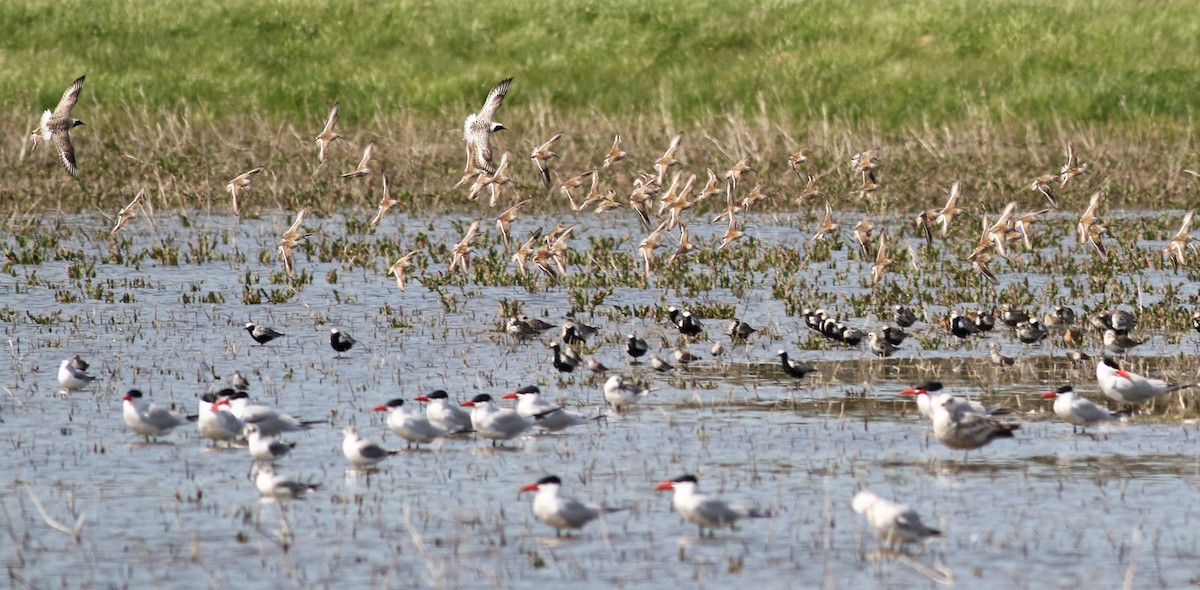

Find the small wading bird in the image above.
[
  {"left": 625, "top": 334, "right": 649, "bottom": 362},
  {"left": 520, "top": 475, "right": 623, "bottom": 537},
  {"left": 603, "top": 133, "right": 628, "bottom": 168},
  {"left": 329, "top": 327, "right": 357, "bottom": 355},
  {"left": 655, "top": 474, "right": 767, "bottom": 537},
  {"left": 778, "top": 350, "right": 816, "bottom": 380},
  {"left": 314, "top": 101, "right": 341, "bottom": 164},
  {"left": 340, "top": 142, "right": 373, "bottom": 179},
  {"left": 1163, "top": 208, "right": 1195, "bottom": 272},
  {"left": 387, "top": 250, "right": 420, "bottom": 291},
  {"left": 1059, "top": 140, "right": 1088, "bottom": 188},
  {"left": 227, "top": 166, "right": 265, "bottom": 217},
  {"left": 278, "top": 208, "right": 311, "bottom": 279},
  {"left": 449, "top": 220, "right": 481, "bottom": 275},
  {"left": 368, "top": 173, "right": 399, "bottom": 227},
  {"left": 110, "top": 189, "right": 144, "bottom": 235},
  {"left": 654, "top": 132, "right": 685, "bottom": 184},
  {"left": 851, "top": 490, "right": 942, "bottom": 550},
  {"left": 30, "top": 75, "right": 86, "bottom": 177},
  {"left": 1076, "top": 191, "right": 1108, "bottom": 259},
  {"left": 463, "top": 77, "right": 512, "bottom": 173},
  {"left": 244, "top": 322, "right": 285, "bottom": 345},
  {"left": 530, "top": 131, "right": 563, "bottom": 188}
]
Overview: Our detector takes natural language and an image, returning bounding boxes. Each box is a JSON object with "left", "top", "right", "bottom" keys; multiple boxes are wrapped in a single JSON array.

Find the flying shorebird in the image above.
[
  {"left": 560, "top": 169, "right": 595, "bottom": 211},
  {"left": 810, "top": 201, "right": 839, "bottom": 242},
  {"left": 227, "top": 166, "right": 265, "bottom": 217},
  {"left": 665, "top": 223, "right": 695, "bottom": 265},
  {"left": 603, "top": 134, "right": 628, "bottom": 168},
  {"left": 1013, "top": 207, "right": 1054, "bottom": 250},
  {"left": 495, "top": 199, "right": 529, "bottom": 252},
  {"left": 449, "top": 220, "right": 481, "bottom": 275},
  {"left": 314, "top": 101, "right": 341, "bottom": 163},
  {"left": 787, "top": 150, "right": 808, "bottom": 180},
  {"left": 853, "top": 215, "right": 874, "bottom": 258},
  {"left": 368, "top": 173, "right": 400, "bottom": 227},
  {"left": 486, "top": 152, "right": 514, "bottom": 207},
  {"left": 387, "top": 250, "right": 420, "bottom": 291},
  {"left": 340, "top": 142, "right": 373, "bottom": 179},
  {"left": 463, "top": 77, "right": 512, "bottom": 173},
  {"left": 278, "top": 208, "right": 310, "bottom": 278},
  {"left": 850, "top": 147, "right": 881, "bottom": 184},
  {"left": 530, "top": 132, "right": 563, "bottom": 188},
  {"left": 30, "top": 75, "right": 86, "bottom": 177},
  {"left": 936, "top": 179, "right": 965, "bottom": 238},
  {"left": 871, "top": 229, "right": 892, "bottom": 285},
  {"left": 718, "top": 215, "right": 744, "bottom": 249},
  {"left": 1031, "top": 173, "right": 1059, "bottom": 208},
  {"left": 1077, "top": 191, "right": 1108, "bottom": 259},
  {"left": 1163, "top": 208, "right": 1195, "bottom": 272},
  {"left": 724, "top": 157, "right": 755, "bottom": 196},
  {"left": 795, "top": 173, "right": 825, "bottom": 207},
  {"left": 111, "top": 189, "right": 145, "bottom": 235},
  {"left": 1059, "top": 141, "right": 1088, "bottom": 188},
  {"left": 653, "top": 132, "right": 684, "bottom": 184}
]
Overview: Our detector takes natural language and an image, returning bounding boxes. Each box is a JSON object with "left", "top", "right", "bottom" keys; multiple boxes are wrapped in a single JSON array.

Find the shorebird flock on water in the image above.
[{"left": 28, "top": 73, "right": 1200, "bottom": 547}]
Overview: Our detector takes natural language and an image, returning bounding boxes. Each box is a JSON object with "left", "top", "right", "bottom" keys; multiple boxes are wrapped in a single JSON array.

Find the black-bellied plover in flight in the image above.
[
  {"left": 30, "top": 75, "right": 86, "bottom": 177},
  {"left": 341, "top": 142, "right": 373, "bottom": 179},
  {"left": 110, "top": 189, "right": 144, "bottom": 235},
  {"left": 227, "top": 166, "right": 265, "bottom": 216},
  {"left": 245, "top": 322, "right": 285, "bottom": 345},
  {"left": 315, "top": 101, "right": 341, "bottom": 163},
  {"left": 463, "top": 77, "right": 512, "bottom": 173}
]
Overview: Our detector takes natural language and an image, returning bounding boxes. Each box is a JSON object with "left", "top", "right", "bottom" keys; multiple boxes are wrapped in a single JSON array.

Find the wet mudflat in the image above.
[{"left": 2, "top": 210, "right": 1198, "bottom": 589}]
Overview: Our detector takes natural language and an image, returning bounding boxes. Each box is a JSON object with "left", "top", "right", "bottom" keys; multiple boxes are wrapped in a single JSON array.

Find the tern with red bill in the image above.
[
  {"left": 852, "top": 490, "right": 941, "bottom": 549},
  {"left": 341, "top": 426, "right": 400, "bottom": 468},
  {"left": 226, "top": 391, "right": 324, "bottom": 437},
  {"left": 520, "top": 475, "right": 618, "bottom": 536},
  {"left": 460, "top": 394, "right": 538, "bottom": 446},
  {"left": 1042, "top": 385, "right": 1123, "bottom": 433},
  {"left": 1096, "top": 358, "right": 1194, "bottom": 405},
  {"left": 122, "top": 390, "right": 197, "bottom": 441},
  {"left": 373, "top": 399, "right": 449, "bottom": 447},
  {"left": 197, "top": 393, "right": 244, "bottom": 445},
  {"left": 501, "top": 386, "right": 595, "bottom": 432},
  {"left": 413, "top": 390, "right": 473, "bottom": 434},
  {"left": 654, "top": 474, "right": 766, "bottom": 537},
  {"left": 900, "top": 382, "right": 1008, "bottom": 420}
]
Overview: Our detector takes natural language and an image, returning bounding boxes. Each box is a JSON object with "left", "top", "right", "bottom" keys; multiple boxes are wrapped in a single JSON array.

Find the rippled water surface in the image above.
[{"left": 2, "top": 211, "right": 1198, "bottom": 589}]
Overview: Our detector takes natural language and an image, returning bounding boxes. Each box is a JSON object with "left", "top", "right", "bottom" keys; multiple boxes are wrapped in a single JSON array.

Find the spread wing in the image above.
[
  {"left": 478, "top": 77, "right": 512, "bottom": 121},
  {"left": 53, "top": 75, "right": 86, "bottom": 118},
  {"left": 54, "top": 133, "right": 78, "bottom": 177},
  {"left": 321, "top": 101, "right": 339, "bottom": 135}
]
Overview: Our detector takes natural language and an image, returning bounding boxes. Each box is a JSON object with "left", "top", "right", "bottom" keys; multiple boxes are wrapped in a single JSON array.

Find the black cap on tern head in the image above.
[
  {"left": 515, "top": 385, "right": 540, "bottom": 395},
  {"left": 427, "top": 390, "right": 449, "bottom": 399},
  {"left": 673, "top": 474, "right": 698, "bottom": 484},
  {"left": 385, "top": 398, "right": 405, "bottom": 408},
  {"left": 1055, "top": 385, "right": 1074, "bottom": 394},
  {"left": 470, "top": 394, "right": 493, "bottom": 403},
  {"left": 536, "top": 475, "right": 562, "bottom": 486}
]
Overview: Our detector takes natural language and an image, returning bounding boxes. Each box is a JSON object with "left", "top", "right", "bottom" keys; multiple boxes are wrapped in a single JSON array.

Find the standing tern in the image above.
[
  {"left": 654, "top": 474, "right": 766, "bottom": 537},
  {"left": 501, "top": 386, "right": 598, "bottom": 432},
  {"left": 851, "top": 490, "right": 941, "bottom": 549},
  {"left": 225, "top": 390, "right": 323, "bottom": 437},
  {"left": 341, "top": 426, "right": 400, "bottom": 468},
  {"left": 460, "top": 394, "right": 539, "bottom": 446},
  {"left": 603, "top": 375, "right": 650, "bottom": 412},
  {"left": 122, "top": 390, "right": 196, "bottom": 440},
  {"left": 413, "top": 390, "right": 473, "bottom": 433},
  {"left": 901, "top": 382, "right": 1009, "bottom": 420},
  {"left": 521, "top": 475, "right": 620, "bottom": 536},
  {"left": 1042, "top": 385, "right": 1123, "bottom": 433},
  {"left": 931, "top": 397, "right": 1018, "bottom": 451},
  {"left": 373, "top": 398, "right": 449, "bottom": 447},
  {"left": 1096, "top": 358, "right": 1194, "bottom": 405},
  {"left": 58, "top": 358, "right": 96, "bottom": 393},
  {"left": 197, "top": 393, "right": 244, "bottom": 445}
]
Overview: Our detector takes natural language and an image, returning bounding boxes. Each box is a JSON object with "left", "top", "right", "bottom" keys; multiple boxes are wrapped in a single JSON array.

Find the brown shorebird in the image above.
[
  {"left": 387, "top": 250, "right": 420, "bottom": 291},
  {"left": 315, "top": 101, "right": 341, "bottom": 163},
  {"left": 796, "top": 173, "right": 824, "bottom": 207},
  {"left": 850, "top": 147, "right": 880, "bottom": 184},
  {"left": 30, "top": 75, "right": 86, "bottom": 177},
  {"left": 341, "top": 142, "right": 373, "bottom": 179},
  {"left": 1163, "top": 208, "right": 1195, "bottom": 272},
  {"left": 111, "top": 189, "right": 145, "bottom": 235},
  {"left": 369, "top": 173, "right": 400, "bottom": 227},
  {"left": 787, "top": 150, "right": 808, "bottom": 180},
  {"left": 495, "top": 198, "right": 530, "bottom": 251},
  {"left": 853, "top": 215, "right": 874, "bottom": 258},
  {"left": 449, "top": 220, "right": 481, "bottom": 275},
  {"left": 870, "top": 229, "right": 892, "bottom": 286},
  {"left": 603, "top": 134, "right": 628, "bottom": 168},
  {"left": 486, "top": 152, "right": 514, "bottom": 207},
  {"left": 227, "top": 166, "right": 265, "bottom": 216},
  {"left": 1077, "top": 191, "right": 1108, "bottom": 259},
  {"left": 665, "top": 223, "right": 696, "bottom": 265},
  {"left": 278, "top": 208, "right": 310, "bottom": 279},
  {"left": 511, "top": 229, "right": 542, "bottom": 276},
  {"left": 463, "top": 77, "right": 512, "bottom": 173},
  {"left": 810, "top": 201, "right": 839, "bottom": 243},
  {"left": 530, "top": 132, "right": 563, "bottom": 188},
  {"left": 638, "top": 220, "right": 669, "bottom": 277},
  {"left": 653, "top": 132, "right": 684, "bottom": 184},
  {"left": 560, "top": 170, "right": 595, "bottom": 211},
  {"left": 1031, "top": 173, "right": 1059, "bottom": 208},
  {"left": 1059, "top": 141, "right": 1088, "bottom": 188},
  {"left": 724, "top": 157, "right": 755, "bottom": 196}
]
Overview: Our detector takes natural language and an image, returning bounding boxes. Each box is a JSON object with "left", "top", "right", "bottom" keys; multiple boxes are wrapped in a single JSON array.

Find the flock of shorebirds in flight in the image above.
[{"left": 28, "top": 75, "right": 1200, "bottom": 547}]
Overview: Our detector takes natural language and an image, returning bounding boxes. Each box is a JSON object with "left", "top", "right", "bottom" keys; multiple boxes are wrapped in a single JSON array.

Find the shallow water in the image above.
[{"left": 2, "top": 210, "right": 1198, "bottom": 589}]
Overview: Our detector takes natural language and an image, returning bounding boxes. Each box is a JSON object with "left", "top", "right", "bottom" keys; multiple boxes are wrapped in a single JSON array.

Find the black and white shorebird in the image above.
[
  {"left": 866, "top": 332, "right": 899, "bottom": 357},
  {"left": 678, "top": 311, "right": 704, "bottom": 336},
  {"left": 329, "top": 327, "right": 357, "bottom": 354},
  {"left": 893, "top": 305, "right": 918, "bottom": 328},
  {"left": 777, "top": 350, "right": 817, "bottom": 380},
  {"left": 727, "top": 318, "right": 757, "bottom": 341},
  {"left": 948, "top": 312, "right": 981, "bottom": 339},
  {"left": 626, "top": 333, "right": 649, "bottom": 362},
  {"left": 463, "top": 77, "right": 513, "bottom": 173},
  {"left": 245, "top": 322, "right": 285, "bottom": 345},
  {"left": 549, "top": 341, "right": 581, "bottom": 373},
  {"left": 30, "top": 75, "right": 86, "bottom": 177}
]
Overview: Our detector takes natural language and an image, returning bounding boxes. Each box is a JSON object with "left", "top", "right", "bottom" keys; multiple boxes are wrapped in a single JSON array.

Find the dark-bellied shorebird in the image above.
[
  {"left": 463, "top": 77, "right": 512, "bottom": 173},
  {"left": 30, "top": 75, "right": 86, "bottom": 177}
]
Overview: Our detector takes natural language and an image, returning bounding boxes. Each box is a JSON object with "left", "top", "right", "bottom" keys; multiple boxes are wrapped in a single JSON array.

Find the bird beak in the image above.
[
  {"left": 1116, "top": 369, "right": 1133, "bottom": 379},
  {"left": 494, "top": 124, "right": 507, "bottom": 132},
  {"left": 460, "top": 401, "right": 475, "bottom": 407},
  {"left": 413, "top": 396, "right": 429, "bottom": 402},
  {"left": 1041, "top": 392, "right": 1058, "bottom": 399},
  {"left": 899, "top": 388, "right": 922, "bottom": 395},
  {"left": 520, "top": 483, "right": 539, "bottom": 493},
  {"left": 501, "top": 392, "right": 519, "bottom": 400},
  {"left": 654, "top": 481, "right": 674, "bottom": 491},
  {"left": 371, "top": 404, "right": 388, "bottom": 412}
]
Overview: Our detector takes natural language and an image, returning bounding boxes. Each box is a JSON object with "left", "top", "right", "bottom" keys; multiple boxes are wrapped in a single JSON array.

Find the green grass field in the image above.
[{"left": 1, "top": 0, "right": 1197, "bottom": 209}]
